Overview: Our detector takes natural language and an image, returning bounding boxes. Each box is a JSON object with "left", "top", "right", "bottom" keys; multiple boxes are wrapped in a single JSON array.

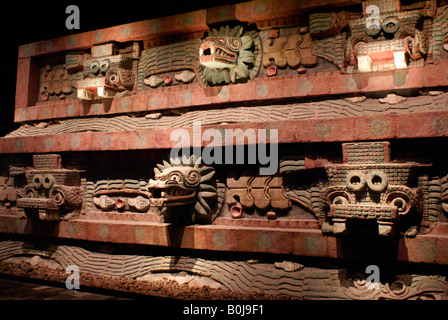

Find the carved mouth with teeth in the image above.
[
  {"left": 199, "top": 40, "right": 238, "bottom": 69},
  {"left": 146, "top": 184, "right": 197, "bottom": 207}
]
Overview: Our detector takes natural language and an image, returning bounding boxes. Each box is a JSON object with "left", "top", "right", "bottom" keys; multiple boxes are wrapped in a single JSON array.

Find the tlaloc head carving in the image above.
[
  {"left": 199, "top": 25, "right": 262, "bottom": 85},
  {"left": 76, "top": 43, "right": 138, "bottom": 100},
  {"left": 321, "top": 142, "right": 425, "bottom": 237},
  {"left": 147, "top": 155, "right": 222, "bottom": 224},
  {"left": 16, "top": 154, "right": 84, "bottom": 221}
]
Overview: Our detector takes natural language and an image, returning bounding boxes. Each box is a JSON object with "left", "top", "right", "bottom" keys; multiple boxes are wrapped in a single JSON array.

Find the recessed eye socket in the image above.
[
  {"left": 391, "top": 197, "right": 405, "bottom": 209},
  {"left": 390, "top": 196, "right": 410, "bottom": 215},
  {"left": 107, "top": 71, "right": 119, "bottom": 85}
]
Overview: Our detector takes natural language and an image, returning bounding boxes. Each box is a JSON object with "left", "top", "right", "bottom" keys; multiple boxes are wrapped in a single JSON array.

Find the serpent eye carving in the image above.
[{"left": 170, "top": 172, "right": 182, "bottom": 183}]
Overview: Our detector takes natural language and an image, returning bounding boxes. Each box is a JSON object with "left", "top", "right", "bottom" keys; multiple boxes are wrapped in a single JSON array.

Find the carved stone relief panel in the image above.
[
  {"left": 16, "top": 154, "right": 84, "bottom": 221},
  {"left": 139, "top": 24, "right": 262, "bottom": 88},
  {"left": 262, "top": 30, "right": 317, "bottom": 76},
  {"left": 321, "top": 141, "right": 426, "bottom": 236},
  {"left": 85, "top": 155, "right": 224, "bottom": 225},
  {"left": 226, "top": 175, "right": 291, "bottom": 218},
  {"left": 39, "top": 68, "right": 73, "bottom": 101},
  {"left": 310, "top": 0, "right": 439, "bottom": 73},
  {"left": 1, "top": 240, "right": 447, "bottom": 300},
  {"left": 37, "top": 42, "right": 140, "bottom": 102},
  {"left": 76, "top": 42, "right": 140, "bottom": 100}
]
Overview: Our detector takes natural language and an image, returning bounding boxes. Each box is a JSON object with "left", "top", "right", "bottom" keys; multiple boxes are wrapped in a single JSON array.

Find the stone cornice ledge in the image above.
[
  {"left": 1, "top": 110, "right": 447, "bottom": 154},
  {"left": 0, "top": 215, "right": 447, "bottom": 264}
]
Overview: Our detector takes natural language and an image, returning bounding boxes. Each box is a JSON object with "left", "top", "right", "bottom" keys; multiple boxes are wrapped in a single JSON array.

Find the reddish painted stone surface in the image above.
[
  {"left": 4, "top": 111, "right": 448, "bottom": 153},
  {"left": 0, "top": 215, "right": 446, "bottom": 264},
  {"left": 15, "top": 61, "right": 448, "bottom": 123},
  {"left": 2, "top": 0, "right": 448, "bottom": 284}
]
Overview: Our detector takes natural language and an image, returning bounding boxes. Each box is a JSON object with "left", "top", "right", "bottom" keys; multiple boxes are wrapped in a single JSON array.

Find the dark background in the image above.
[{"left": 2, "top": 1, "right": 244, "bottom": 136}]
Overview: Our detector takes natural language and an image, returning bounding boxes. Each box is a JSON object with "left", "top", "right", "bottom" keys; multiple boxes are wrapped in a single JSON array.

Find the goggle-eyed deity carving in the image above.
[
  {"left": 77, "top": 43, "right": 139, "bottom": 100},
  {"left": 321, "top": 142, "right": 425, "bottom": 236}
]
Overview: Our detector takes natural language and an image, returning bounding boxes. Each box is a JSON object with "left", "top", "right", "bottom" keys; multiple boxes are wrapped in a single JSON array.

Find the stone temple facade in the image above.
[{"left": 0, "top": 0, "right": 447, "bottom": 300}]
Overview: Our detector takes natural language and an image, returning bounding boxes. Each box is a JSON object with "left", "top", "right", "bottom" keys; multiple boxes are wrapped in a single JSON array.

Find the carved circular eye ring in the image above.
[
  {"left": 24, "top": 186, "right": 37, "bottom": 198},
  {"left": 365, "top": 23, "right": 381, "bottom": 37},
  {"left": 326, "top": 190, "right": 351, "bottom": 207},
  {"left": 107, "top": 70, "right": 120, "bottom": 85},
  {"left": 100, "top": 59, "right": 111, "bottom": 73},
  {"left": 170, "top": 172, "right": 182, "bottom": 183},
  {"left": 367, "top": 171, "right": 388, "bottom": 192},
  {"left": 51, "top": 189, "right": 65, "bottom": 206},
  {"left": 385, "top": 192, "right": 411, "bottom": 215},
  {"left": 346, "top": 171, "right": 366, "bottom": 192},
  {"left": 90, "top": 60, "right": 100, "bottom": 74},
  {"left": 382, "top": 17, "right": 400, "bottom": 34},
  {"left": 390, "top": 197, "right": 410, "bottom": 215},
  {"left": 32, "top": 174, "right": 44, "bottom": 189},
  {"left": 42, "top": 175, "right": 55, "bottom": 190},
  {"left": 217, "top": 37, "right": 226, "bottom": 44},
  {"left": 52, "top": 193, "right": 64, "bottom": 206}
]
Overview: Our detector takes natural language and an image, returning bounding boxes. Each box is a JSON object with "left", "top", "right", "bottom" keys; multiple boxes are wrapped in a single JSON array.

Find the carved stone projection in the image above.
[
  {"left": 8, "top": 91, "right": 448, "bottom": 137},
  {"left": 1, "top": 240, "right": 447, "bottom": 300},
  {"left": 226, "top": 175, "right": 291, "bottom": 218},
  {"left": 0, "top": 164, "right": 27, "bottom": 210},
  {"left": 262, "top": 32, "right": 317, "bottom": 70},
  {"left": 92, "top": 179, "right": 152, "bottom": 213},
  {"left": 138, "top": 25, "right": 262, "bottom": 88},
  {"left": 16, "top": 154, "right": 83, "bottom": 221},
  {"left": 348, "top": 0, "right": 436, "bottom": 72},
  {"left": 138, "top": 39, "right": 201, "bottom": 89},
  {"left": 310, "top": 0, "right": 438, "bottom": 73},
  {"left": 199, "top": 25, "right": 262, "bottom": 85},
  {"left": 90, "top": 155, "right": 224, "bottom": 224},
  {"left": 39, "top": 68, "right": 73, "bottom": 101},
  {"left": 321, "top": 142, "right": 426, "bottom": 236},
  {"left": 37, "top": 50, "right": 90, "bottom": 102},
  {"left": 0, "top": 177, "right": 16, "bottom": 208},
  {"left": 3, "top": 0, "right": 448, "bottom": 301},
  {"left": 427, "top": 173, "right": 448, "bottom": 223},
  {"left": 76, "top": 43, "right": 139, "bottom": 100},
  {"left": 442, "top": 176, "right": 448, "bottom": 218},
  {"left": 148, "top": 156, "right": 224, "bottom": 224}
]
